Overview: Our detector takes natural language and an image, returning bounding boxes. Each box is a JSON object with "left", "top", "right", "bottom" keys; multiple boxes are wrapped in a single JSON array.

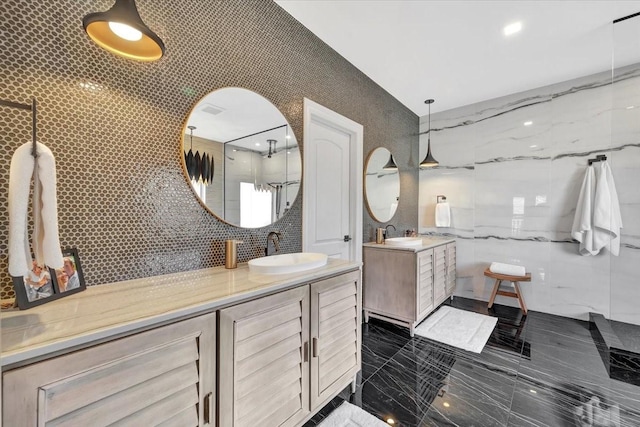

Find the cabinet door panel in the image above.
[
  {"left": 157, "top": 406, "right": 199, "bottom": 427},
  {"left": 446, "top": 242, "right": 456, "bottom": 293},
  {"left": 417, "top": 249, "right": 434, "bottom": 318},
  {"left": 434, "top": 245, "right": 447, "bottom": 304},
  {"left": 219, "top": 286, "right": 310, "bottom": 427},
  {"left": 42, "top": 337, "right": 199, "bottom": 421},
  {"left": 310, "top": 270, "right": 361, "bottom": 409},
  {"left": 2, "top": 314, "right": 215, "bottom": 427},
  {"left": 107, "top": 385, "right": 199, "bottom": 427}
]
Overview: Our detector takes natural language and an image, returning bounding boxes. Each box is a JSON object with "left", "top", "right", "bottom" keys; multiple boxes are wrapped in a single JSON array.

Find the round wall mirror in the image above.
[
  {"left": 182, "top": 87, "right": 301, "bottom": 228},
  {"left": 365, "top": 147, "right": 400, "bottom": 223}
]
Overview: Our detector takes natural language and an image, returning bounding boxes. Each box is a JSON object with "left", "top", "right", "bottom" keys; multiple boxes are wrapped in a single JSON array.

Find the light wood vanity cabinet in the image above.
[
  {"left": 363, "top": 240, "right": 456, "bottom": 336},
  {"left": 3, "top": 313, "right": 216, "bottom": 426},
  {"left": 219, "top": 270, "right": 361, "bottom": 427},
  {"left": 1, "top": 265, "right": 361, "bottom": 427}
]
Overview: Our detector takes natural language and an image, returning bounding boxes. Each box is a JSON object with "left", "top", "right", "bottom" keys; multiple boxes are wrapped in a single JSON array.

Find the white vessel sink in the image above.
[
  {"left": 385, "top": 237, "right": 424, "bottom": 247},
  {"left": 248, "top": 252, "right": 328, "bottom": 275}
]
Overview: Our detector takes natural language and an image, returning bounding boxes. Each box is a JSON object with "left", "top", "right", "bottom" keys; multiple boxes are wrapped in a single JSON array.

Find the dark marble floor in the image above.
[
  {"left": 304, "top": 297, "right": 640, "bottom": 427},
  {"left": 611, "top": 320, "right": 640, "bottom": 354}
]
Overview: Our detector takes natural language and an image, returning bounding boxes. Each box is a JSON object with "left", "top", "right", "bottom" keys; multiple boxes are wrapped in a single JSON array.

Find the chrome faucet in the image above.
[
  {"left": 384, "top": 224, "right": 396, "bottom": 239},
  {"left": 265, "top": 231, "right": 282, "bottom": 256}
]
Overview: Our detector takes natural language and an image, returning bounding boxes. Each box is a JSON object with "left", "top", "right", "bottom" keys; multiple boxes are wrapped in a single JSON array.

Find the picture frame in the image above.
[
  {"left": 11, "top": 247, "right": 87, "bottom": 310},
  {"left": 52, "top": 248, "right": 87, "bottom": 296}
]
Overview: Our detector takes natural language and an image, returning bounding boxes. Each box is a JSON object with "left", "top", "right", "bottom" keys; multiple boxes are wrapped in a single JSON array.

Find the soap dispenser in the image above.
[{"left": 225, "top": 240, "right": 243, "bottom": 269}]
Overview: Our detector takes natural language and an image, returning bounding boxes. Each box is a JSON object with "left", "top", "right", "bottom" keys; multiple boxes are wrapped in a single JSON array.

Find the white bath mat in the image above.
[
  {"left": 318, "top": 401, "right": 388, "bottom": 427},
  {"left": 414, "top": 306, "right": 498, "bottom": 353}
]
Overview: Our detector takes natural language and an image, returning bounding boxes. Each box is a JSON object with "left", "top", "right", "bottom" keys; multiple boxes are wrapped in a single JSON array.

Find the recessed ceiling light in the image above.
[
  {"left": 504, "top": 21, "right": 522, "bottom": 36},
  {"left": 530, "top": 145, "right": 538, "bottom": 148},
  {"left": 524, "top": 121, "right": 533, "bottom": 126},
  {"left": 443, "top": 402, "right": 450, "bottom": 408},
  {"left": 530, "top": 389, "right": 537, "bottom": 394},
  {"left": 627, "top": 105, "right": 635, "bottom": 109},
  {"left": 286, "top": 134, "right": 291, "bottom": 139},
  {"left": 255, "top": 142, "right": 261, "bottom": 146},
  {"left": 386, "top": 419, "right": 395, "bottom": 425}
]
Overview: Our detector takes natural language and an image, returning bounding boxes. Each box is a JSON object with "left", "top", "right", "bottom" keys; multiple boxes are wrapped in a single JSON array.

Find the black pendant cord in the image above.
[
  {"left": 427, "top": 100, "right": 431, "bottom": 148},
  {"left": 0, "top": 97, "right": 38, "bottom": 158}
]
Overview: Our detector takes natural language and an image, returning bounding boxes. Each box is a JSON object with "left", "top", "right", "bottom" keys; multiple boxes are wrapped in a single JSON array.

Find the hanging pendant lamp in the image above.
[
  {"left": 420, "top": 99, "right": 439, "bottom": 168},
  {"left": 382, "top": 154, "right": 398, "bottom": 170},
  {"left": 83, "top": 0, "right": 165, "bottom": 62},
  {"left": 267, "top": 139, "right": 277, "bottom": 159},
  {"left": 186, "top": 126, "right": 197, "bottom": 180}
]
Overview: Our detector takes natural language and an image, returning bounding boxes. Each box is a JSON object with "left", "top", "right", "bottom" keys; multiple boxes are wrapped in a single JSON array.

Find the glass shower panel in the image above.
[{"left": 611, "top": 14, "right": 640, "bottom": 327}]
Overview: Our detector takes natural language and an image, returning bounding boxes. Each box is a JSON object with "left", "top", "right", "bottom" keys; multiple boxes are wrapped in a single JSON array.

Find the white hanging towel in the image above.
[
  {"left": 571, "top": 165, "right": 597, "bottom": 256},
  {"left": 435, "top": 202, "right": 451, "bottom": 227},
  {"left": 389, "top": 201, "right": 398, "bottom": 219},
  {"left": 8, "top": 141, "right": 64, "bottom": 277},
  {"left": 593, "top": 161, "right": 623, "bottom": 256}
]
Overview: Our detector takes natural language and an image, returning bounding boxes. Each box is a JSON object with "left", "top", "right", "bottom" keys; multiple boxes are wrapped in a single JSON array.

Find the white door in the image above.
[{"left": 303, "top": 99, "right": 363, "bottom": 262}]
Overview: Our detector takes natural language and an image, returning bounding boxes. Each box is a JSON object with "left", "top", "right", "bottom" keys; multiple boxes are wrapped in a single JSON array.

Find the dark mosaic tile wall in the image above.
[{"left": 0, "top": 0, "right": 418, "bottom": 297}]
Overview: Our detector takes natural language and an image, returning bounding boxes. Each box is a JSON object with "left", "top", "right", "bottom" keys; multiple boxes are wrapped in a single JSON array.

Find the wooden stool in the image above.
[{"left": 484, "top": 268, "right": 531, "bottom": 315}]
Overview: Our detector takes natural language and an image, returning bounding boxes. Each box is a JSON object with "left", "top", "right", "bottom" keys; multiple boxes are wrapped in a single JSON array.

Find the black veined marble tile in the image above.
[
  {"left": 365, "top": 339, "right": 518, "bottom": 427},
  {"left": 361, "top": 318, "right": 413, "bottom": 381}
]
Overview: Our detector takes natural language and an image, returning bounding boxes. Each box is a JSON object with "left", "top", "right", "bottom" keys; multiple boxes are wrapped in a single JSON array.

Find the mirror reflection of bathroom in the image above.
[
  {"left": 182, "top": 87, "right": 301, "bottom": 228},
  {"left": 364, "top": 147, "right": 400, "bottom": 223}
]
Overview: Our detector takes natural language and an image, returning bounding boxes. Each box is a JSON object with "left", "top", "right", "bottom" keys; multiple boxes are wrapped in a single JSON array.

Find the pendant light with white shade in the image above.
[{"left": 420, "top": 99, "right": 439, "bottom": 168}]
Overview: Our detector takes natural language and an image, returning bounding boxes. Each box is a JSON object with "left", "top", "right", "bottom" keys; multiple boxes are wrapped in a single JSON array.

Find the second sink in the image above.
[{"left": 384, "top": 237, "right": 424, "bottom": 247}]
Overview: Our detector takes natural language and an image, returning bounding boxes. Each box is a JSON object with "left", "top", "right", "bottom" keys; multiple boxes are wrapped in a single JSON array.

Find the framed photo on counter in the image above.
[
  {"left": 52, "top": 248, "right": 86, "bottom": 295},
  {"left": 12, "top": 248, "right": 86, "bottom": 310}
]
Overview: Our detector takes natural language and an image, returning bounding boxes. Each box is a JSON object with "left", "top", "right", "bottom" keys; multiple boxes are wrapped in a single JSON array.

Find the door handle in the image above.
[
  {"left": 204, "top": 392, "right": 213, "bottom": 424},
  {"left": 312, "top": 337, "right": 319, "bottom": 357},
  {"left": 304, "top": 341, "right": 309, "bottom": 362},
  {"left": 344, "top": 235, "right": 352, "bottom": 242}
]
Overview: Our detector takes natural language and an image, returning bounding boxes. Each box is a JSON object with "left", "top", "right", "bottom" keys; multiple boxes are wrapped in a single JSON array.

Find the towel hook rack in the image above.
[
  {"left": 0, "top": 97, "right": 38, "bottom": 158},
  {"left": 437, "top": 195, "right": 447, "bottom": 203},
  {"left": 587, "top": 154, "right": 607, "bottom": 165}
]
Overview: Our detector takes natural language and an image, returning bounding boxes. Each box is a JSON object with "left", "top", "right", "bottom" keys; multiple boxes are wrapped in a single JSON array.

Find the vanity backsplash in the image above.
[{"left": 0, "top": 0, "right": 418, "bottom": 298}]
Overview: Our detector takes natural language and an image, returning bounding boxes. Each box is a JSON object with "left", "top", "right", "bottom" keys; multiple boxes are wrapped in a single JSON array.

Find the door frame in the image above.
[{"left": 302, "top": 98, "right": 363, "bottom": 263}]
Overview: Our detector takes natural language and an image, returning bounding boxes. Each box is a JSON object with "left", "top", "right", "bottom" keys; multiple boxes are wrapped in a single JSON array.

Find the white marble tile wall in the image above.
[{"left": 419, "top": 64, "right": 640, "bottom": 324}]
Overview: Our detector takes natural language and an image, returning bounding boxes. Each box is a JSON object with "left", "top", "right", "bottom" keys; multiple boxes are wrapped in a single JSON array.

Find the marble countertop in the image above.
[
  {"left": 1, "top": 258, "right": 360, "bottom": 368},
  {"left": 363, "top": 236, "right": 455, "bottom": 252}
]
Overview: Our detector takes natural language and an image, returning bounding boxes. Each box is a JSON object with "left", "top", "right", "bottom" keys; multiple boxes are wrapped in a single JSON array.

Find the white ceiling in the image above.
[
  {"left": 186, "top": 87, "right": 298, "bottom": 152},
  {"left": 276, "top": 1, "right": 640, "bottom": 116}
]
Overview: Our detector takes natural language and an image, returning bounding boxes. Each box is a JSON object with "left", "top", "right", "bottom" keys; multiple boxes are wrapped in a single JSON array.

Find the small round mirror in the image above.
[
  {"left": 365, "top": 147, "right": 400, "bottom": 223},
  {"left": 182, "top": 88, "right": 301, "bottom": 228}
]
